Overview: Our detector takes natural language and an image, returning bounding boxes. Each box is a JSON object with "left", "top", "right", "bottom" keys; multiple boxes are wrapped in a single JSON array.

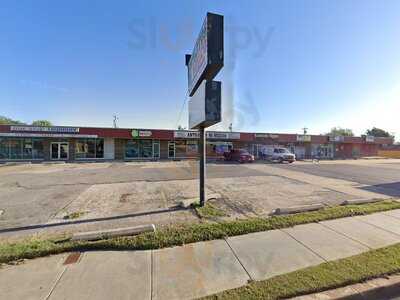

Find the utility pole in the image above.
[{"left": 113, "top": 115, "right": 119, "bottom": 128}]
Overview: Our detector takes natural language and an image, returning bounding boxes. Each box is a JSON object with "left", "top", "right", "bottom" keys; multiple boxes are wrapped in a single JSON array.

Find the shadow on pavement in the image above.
[
  {"left": 360, "top": 182, "right": 400, "bottom": 197},
  {"left": 334, "top": 281, "right": 400, "bottom": 300},
  {"left": 0, "top": 206, "right": 186, "bottom": 234}
]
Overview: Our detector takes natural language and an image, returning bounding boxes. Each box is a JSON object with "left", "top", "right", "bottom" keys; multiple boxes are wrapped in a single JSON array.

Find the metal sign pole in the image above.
[
  {"left": 199, "top": 126, "right": 206, "bottom": 206},
  {"left": 185, "top": 12, "right": 223, "bottom": 207}
]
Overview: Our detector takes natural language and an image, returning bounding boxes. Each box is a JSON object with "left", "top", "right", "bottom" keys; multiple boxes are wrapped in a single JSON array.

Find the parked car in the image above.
[
  {"left": 223, "top": 149, "right": 255, "bottom": 163},
  {"left": 261, "top": 146, "right": 296, "bottom": 163}
]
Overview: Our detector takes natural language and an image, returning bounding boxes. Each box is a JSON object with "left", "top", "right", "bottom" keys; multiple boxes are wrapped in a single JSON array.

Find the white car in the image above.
[{"left": 261, "top": 146, "right": 296, "bottom": 163}]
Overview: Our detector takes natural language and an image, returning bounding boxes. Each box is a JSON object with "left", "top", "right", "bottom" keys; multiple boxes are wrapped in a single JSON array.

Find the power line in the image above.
[{"left": 175, "top": 94, "right": 189, "bottom": 129}]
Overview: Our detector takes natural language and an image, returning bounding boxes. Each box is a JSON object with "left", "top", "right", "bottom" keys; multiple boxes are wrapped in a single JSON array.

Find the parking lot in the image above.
[{"left": 0, "top": 159, "right": 399, "bottom": 239}]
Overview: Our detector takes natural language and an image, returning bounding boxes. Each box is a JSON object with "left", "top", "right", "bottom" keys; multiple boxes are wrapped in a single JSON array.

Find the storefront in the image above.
[
  {"left": 0, "top": 126, "right": 103, "bottom": 161},
  {"left": 0, "top": 125, "right": 394, "bottom": 162}
]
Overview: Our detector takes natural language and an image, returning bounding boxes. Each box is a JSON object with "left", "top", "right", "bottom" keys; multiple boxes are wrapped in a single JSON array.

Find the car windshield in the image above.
[
  {"left": 239, "top": 150, "right": 250, "bottom": 155},
  {"left": 278, "top": 148, "right": 290, "bottom": 153}
]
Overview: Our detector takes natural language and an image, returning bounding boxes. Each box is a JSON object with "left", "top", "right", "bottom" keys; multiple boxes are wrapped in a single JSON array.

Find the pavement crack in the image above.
[
  {"left": 45, "top": 265, "right": 68, "bottom": 300},
  {"left": 356, "top": 215, "right": 400, "bottom": 238},
  {"left": 279, "top": 229, "right": 328, "bottom": 263},
  {"left": 317, "top": 222, "right": 372, "bottom": 250},
  {"left": 223, "top": 238, "right": 253, "bottom": 282}
]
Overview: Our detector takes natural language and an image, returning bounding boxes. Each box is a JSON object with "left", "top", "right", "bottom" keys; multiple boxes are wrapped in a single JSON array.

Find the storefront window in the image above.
[
  {"left": 311, "top": 144, "right": 333, "bottom": 158},
  {"left": 186, "top": 141, "right": 198, "bottom": 157},
  {"left": 22, "top": 139, "right": 33, "bottom": 159},
  {"left": 174, "top": 141, "right": 198, "bottom": 158},
  {"left": 125, "top": 140, "right": 139, "bottom": 158},
  {"left": 207, "top": 141, "right": 232, "bottom": 156},
  {"left": 32, "top": 139, "right": 44, "bottom": 159},
  {"left": 75, "top": 139, "right": 104, "bottom": 159},
  {"left": 96, "top": 139, "right": 104, "bottom": 158},
  {"left": 0, "top": 138, "right": 44, "bottom": 160},
  {"left": 141, "top": 140, "right": 153, "bottom": 158},
  {"left": 0, "top": 139, "right": 8, "bottom": 159},
  {"left": 175, "top": 141, "right": 187, "bottom": 158},
  {"left": 9, "top": 139, "right": 22, "bottom": 159},
  {"left": 125, "top": 140, "right": 155, "bottom": 159},
  {"left": 86, "top": 139, "right": 96, "bottom": 158}
]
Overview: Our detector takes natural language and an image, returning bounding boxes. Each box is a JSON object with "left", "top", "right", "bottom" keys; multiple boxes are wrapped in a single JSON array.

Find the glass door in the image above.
[
  {"left": 153, "top": 140, "right": 160, "bottom": 158},
  {"left": 59, "top": 143, "right": 69, "bottom": 159},
  {"left": 51, "top": 143, "right": 59, "bottom": 159},
  {"left": 168, "top": 142, "right": 175, "bottom": 158},
  {"left": 51, "top": 142, "right": 69, "bottom": 160}
]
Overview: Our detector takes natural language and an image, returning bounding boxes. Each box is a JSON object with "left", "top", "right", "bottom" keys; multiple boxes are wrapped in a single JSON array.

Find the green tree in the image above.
[
  {"left": 31, "top": 120, "right": 53, "bottom": 126},
  {"left": 366, "top": 127, "right": 393, "bottom": 138},
  {"left": 0, "top": 116, "right": 25, "bottom": 125},
  {"left": 328, "top": 127, "right": 354, "bottom": 137}
]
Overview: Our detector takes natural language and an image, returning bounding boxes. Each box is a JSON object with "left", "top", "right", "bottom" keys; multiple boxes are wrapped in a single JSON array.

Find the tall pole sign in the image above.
[{"left": 185, "top": 12, "right": 223, "bottom": 207}]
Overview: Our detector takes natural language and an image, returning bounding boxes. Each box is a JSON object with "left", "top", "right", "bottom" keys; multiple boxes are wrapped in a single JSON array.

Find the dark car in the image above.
[{"left": 223, "top": 149, "right": 255, "bottom": 163}]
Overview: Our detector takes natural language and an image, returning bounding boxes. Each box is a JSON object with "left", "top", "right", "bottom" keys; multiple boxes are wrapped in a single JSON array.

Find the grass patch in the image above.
[
  {"left": 203, "top": 243, "right": 400, "bottom": 299},
  {"left": 194, "top": 202, "right": 228, "bottom": 219},
  {"left": 63, "top": 211, "right": 86, "bottom": 220},
  {"left": 1, "top": 200, "right": 400, "bottom": 264}
]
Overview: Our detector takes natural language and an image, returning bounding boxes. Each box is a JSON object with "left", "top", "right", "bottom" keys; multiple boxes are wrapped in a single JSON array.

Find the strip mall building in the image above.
[{"left": 0, "top": 125, "right": 394, "bottom": 162}]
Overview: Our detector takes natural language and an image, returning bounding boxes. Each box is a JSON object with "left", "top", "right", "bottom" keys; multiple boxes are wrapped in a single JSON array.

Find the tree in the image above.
[
  {"left": 0, "top": 116, "right": 25, "bottom": 125},
  {"left": 366, "top": 127, "right": 393, "bottom": 138},
  {"left": 31, "top": 120, "right": 53, "bottom": 126},
  {"left": 328, "top": 127, "right": 354, "bottom": 137},
  {"left": 177, "top": 125, "right": 186, "bottom": 130}
]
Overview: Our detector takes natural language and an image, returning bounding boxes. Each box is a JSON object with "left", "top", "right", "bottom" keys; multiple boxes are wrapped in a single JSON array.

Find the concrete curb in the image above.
[
  {"left": 342, "top": 198, "right": 383, "bottom": 205},
  {"left": 70, "top": 224, "right": 156, "bottom": 241},
  {"left": 179, "top": 198, "right": 199, "bottom": 208},
  {"left": 179, "top": 193, "right": 222, "bottom": 208},
  {"left": 273, "top": 203, "right": 325, "bottom": 215}
]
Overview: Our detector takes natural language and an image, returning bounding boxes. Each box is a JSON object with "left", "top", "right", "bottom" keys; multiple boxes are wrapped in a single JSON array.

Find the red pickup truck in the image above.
[{"left": 223, "top": 149, "right": 255, "bottom": 163}]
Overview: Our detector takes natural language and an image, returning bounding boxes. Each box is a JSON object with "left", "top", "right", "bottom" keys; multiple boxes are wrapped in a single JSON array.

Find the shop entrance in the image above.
[
  {"left": 51, "top": 142, "right": 69, "bottom": 160},
  {"left": 168, "top": 142, "right": 175, "bottom": 158}
]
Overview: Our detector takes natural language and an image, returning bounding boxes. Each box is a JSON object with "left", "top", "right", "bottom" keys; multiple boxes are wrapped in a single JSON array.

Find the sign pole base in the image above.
[{"left": 199, "top": 126, "right": 206, "bottom": 207}]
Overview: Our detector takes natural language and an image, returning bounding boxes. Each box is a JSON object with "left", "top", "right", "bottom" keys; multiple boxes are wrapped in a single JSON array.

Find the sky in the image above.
[{"left": 1, "top": 0, "right": 399, "bottom": 140}]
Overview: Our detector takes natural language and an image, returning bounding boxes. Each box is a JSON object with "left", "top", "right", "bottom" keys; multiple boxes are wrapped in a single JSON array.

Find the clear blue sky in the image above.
[{"left": 1, "top": 0, "right": 399, "bottom": 139}]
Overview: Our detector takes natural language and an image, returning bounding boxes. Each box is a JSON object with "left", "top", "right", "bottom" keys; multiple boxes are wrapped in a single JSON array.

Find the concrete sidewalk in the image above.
[{"left": 3, "top": 209, "right": 400, "bottom": 300}]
